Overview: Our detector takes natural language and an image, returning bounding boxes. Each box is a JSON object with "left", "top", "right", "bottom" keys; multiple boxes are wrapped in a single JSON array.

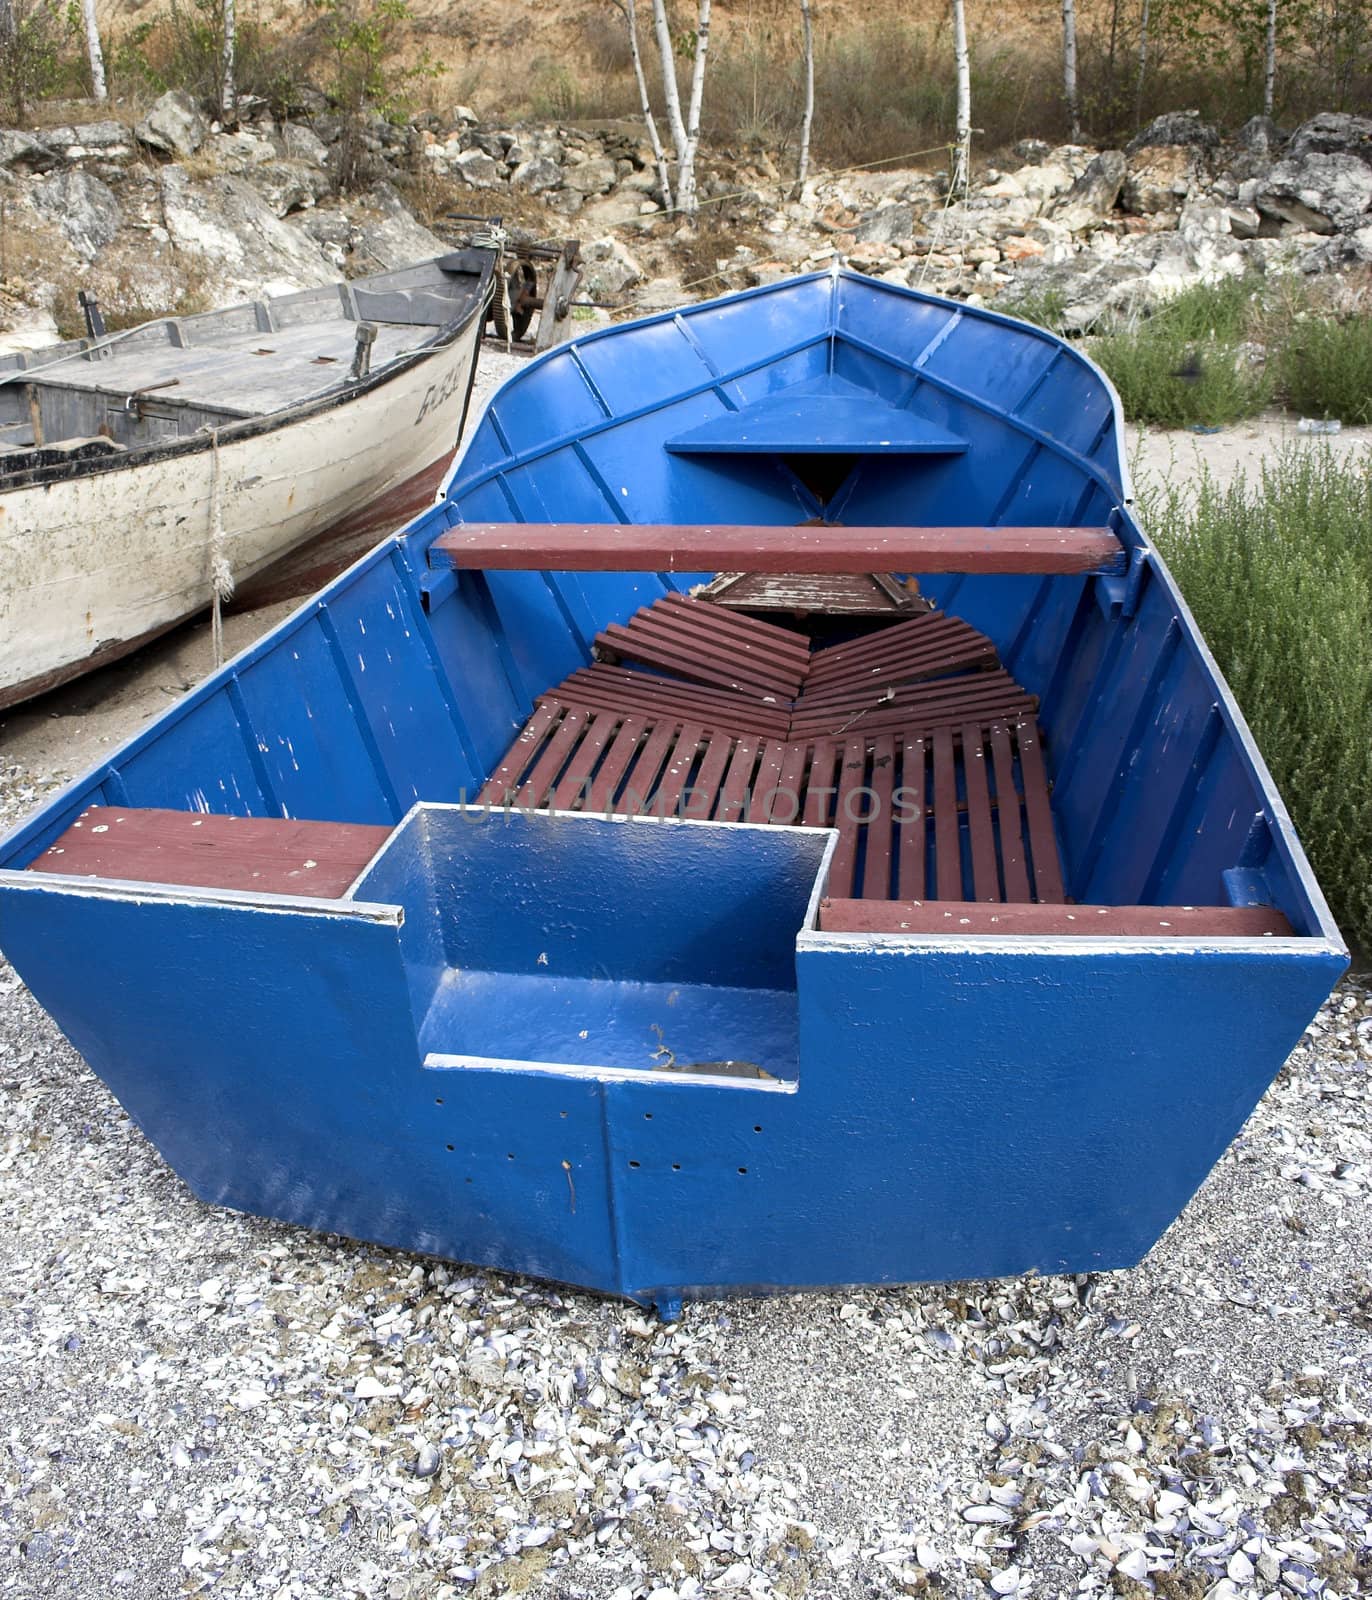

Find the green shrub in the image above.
[
  {"left": 1144, "top": 446, "right": 1372, "bottom": 957},
  {"left": 1276, "top": 313, "right": 1372, "bottom": 424},
  {"left": 1088, "top": 277, "right": 1282, "bottom": 427},
  {"left": 997, "top": 288, "right": 1069, "bottom": 336}
]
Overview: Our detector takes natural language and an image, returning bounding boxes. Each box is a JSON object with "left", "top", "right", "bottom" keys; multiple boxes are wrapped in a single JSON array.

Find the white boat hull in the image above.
[{"left": 0, "top": 312, "right": 485, "bottom": 709}]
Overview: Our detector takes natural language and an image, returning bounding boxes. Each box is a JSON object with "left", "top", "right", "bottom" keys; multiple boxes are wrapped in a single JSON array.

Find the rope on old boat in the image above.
[{"left": 208, "top": 429, "right": 234, "bottom": 669}]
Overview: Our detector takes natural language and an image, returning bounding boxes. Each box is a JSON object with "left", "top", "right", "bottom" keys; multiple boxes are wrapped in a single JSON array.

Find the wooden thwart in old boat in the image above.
[{"left": 0, "top": 267, "right": 1346, "bottom": 1317}]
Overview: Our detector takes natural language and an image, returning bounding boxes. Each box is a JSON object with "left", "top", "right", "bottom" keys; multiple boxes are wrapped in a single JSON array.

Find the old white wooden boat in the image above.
[{"left": 0, "top": 250, "right": 495, "bottom": 709}]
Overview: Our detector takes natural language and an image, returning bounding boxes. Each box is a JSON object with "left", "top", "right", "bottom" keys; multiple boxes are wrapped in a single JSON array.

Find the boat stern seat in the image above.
[
  {"left": 818, "top": 899, "right": 1294, "bottom": 937},
  {"left": 26, "top": 807, "right": 391, "bottom": 898}
]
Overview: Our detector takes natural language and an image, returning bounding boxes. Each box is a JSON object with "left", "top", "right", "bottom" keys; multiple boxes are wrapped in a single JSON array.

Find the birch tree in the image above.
[
  {"left": 1135, "top": 0, "right": 1150, "bottom": 121},
  {"left": 1061, "top": 0, "right": 1081, "bottom": 139},
  {"left": 649, "top": 0, "right": 712, "bottom": 215},
  {"left": 950, "top": 0, "right": 971, "bottom": 193},
  {"left": 792, "top": 0, "right": 814, "bottom": 198},
  {"left": 221, "top": 0, "right": 236, "bottom": 126},
  {"left": 81, "top": 0, "right": 106, "bottom": 100},
  {"left": 1264, "top": 0, "right": 1277, "bottom": 114},
  {"left": 611, "top": 0, "right": 673, "bottom": 209}
]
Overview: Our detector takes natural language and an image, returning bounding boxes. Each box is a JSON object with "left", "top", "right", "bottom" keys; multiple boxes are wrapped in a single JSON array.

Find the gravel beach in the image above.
[{"left": 1, "top": 359, "right": 1368, "bottom": 1600}]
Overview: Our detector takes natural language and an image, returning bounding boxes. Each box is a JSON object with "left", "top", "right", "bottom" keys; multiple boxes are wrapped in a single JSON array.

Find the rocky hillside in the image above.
[{"left": 1, "top": 91, "right": 1369, "bottom": 355}]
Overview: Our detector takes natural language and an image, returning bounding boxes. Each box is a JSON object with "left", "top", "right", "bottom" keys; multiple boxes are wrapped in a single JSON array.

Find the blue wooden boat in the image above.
[{"left": 0, "top": 268, "right": 1347, "bottom": 1317}]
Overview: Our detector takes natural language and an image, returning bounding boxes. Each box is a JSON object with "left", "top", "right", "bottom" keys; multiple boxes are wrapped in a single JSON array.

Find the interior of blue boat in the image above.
[{"left": 4, "top": 271, "right": 1330, "bottom": 1080}]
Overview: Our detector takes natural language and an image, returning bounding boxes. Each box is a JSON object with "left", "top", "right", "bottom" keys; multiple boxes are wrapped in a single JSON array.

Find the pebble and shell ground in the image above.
[{"left": 0, "top": 362, "right": 1368, "bottom": 1600}]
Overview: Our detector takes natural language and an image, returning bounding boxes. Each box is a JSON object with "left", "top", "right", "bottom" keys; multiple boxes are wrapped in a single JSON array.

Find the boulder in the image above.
[
  {"left": 853, "top": 202, "right": 914, "bottom": 245},
  {"left": 547, "top": 187, "right": 585, "bottom": 217},
  {"left": 30, "top": 169, "right": 121, "bottom": 258},
  {"left": 1051, "top": 150, "right": 1127, "bottom": 231},
  {"left": 0, "top": 129, "right": 59, "bottom": 172},
  {"left": 463, "top": 130, "right": 506, "bottom": 161},
  {"left": 1015, "top": 162, "right": 1074, "bottom": 205},
  {"left": 1226, "top": 205, "right": 1261, "bottom": 238},
  {"left": 579, "top": 190, "right": 654, "bottom": 229},
  {"left": 247, "top": 160, "right": 332, "bottom": 217},
  {"left": 453, "top": 148, "right": 501, "bottom": 188},
  {"left": 1284, "top": 112, "right": 1372, "bottom": 165},
  {"left": 206, "top": 129, "right": 277, "bottom": 171},
  {"left": 1126, "top": 110, "right": 1218, "bottom": 153},
  {"left": 281, "top": 122, "right": 329, "bottom": 166},
  {"left": 155, "top": 166, "right": 338, "bottom": 295},
  {"left": 1236, "top": 114, "right": 1281, "bottom": 157},
  {"left": 579, "top": 237, "right": 643, "bottom": 301},
  {"left": 1121, "top": 144, "right": 1196, "bottom": 214},
  {"left": 135, "top": 90, "right": 208, "bottom": 159},
  {"left": 1014, "top": 138, "right": 1052, "bottom": 165},
  {"left": 1256, "top": 151, "right": 1372, "bottom": 234},
  {"left": 345, "top": 183, "right": 448, "bottom": 269},
  {"left": 45, "top": 121, "right": 135, "bottom": 166},
  {"left": 1001, "top": 234, "right": 1046, "bottom": 262},
  {"left": 510, "top": 155, "right": 562, "bottom": 193},
  {"left": 562, "top": 155, "right": 618, "bottom": 196}
]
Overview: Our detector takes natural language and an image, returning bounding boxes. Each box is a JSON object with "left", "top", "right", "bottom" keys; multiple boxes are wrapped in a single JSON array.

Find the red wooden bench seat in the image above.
[
  {"left": 430, "top": 522, "right": 1126, "bottom": 576},
  {"left": 27, "top": 807, "right": 391, "bottom": 897},
  {"left": 818, "top": 899, "right": 1294, "bottom": 937}
]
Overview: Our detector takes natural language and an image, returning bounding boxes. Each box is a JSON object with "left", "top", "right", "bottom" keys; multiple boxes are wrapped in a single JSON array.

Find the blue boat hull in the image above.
[{"left": 0, "top": 270, "right": 1346, "bottom": 1312}]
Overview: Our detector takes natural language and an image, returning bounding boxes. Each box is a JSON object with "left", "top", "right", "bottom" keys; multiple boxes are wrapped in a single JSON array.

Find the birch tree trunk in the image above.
[
  {"left": 616, "top": 0, "right": 673, "bottom": 209},
  {"left": 1134, "top": 0, "right": 1150, "bottom": 122},
  {"left": 648, "top": 0, "right": 711, "bottom": 215},
  {"left": 793, "top": 0, "right": 814, "bottom": 198},
  {"left": 1264, "top": 0, "right": 1277, "bottom": 115},
  {"left": 220, "top": 0, "right": 236, "bottom": 127},
  {"left": 649, "top": 0, "right": 688, "bottom": 196},
  {"left": 82, "top": 0, "right": 107, "bottom": 100},
  {"left": 678, "top": 0, "right": 711, "bottom": 215},
  {"left": 950, "top": 0, "right": 971, "bottom": 194},
  {"left": 1062, "top": 0, "right": 1081, "bottom": 140}
]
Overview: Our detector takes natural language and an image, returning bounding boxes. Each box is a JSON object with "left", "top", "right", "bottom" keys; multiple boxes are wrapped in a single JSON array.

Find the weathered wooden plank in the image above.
[
  {"left": 583, "top": 715, "right": 649, "bottom": 813},
  {"left": 862, "top": 734, "right": 896, "bottom": 899},
  {"left": 614, "top": 718, "right": 677, "bottom": 816},
  {"left": 962, "top": 724, "right": 1000, "bottom": 902},
  {"left": 432, "top": 523, "right": 1127, "bottom": 576},
  {"left": 827, "top": 737, "right": 868, "bottom": 898},
  {"left": 988, "top": 723, "right": 1030, "bottom": 903},
  {"left": 550, "top": 709, "right": 620, "bottom": 809},
  {"left": 28, "top": 806, "right": 391, "bottom": 898},
  {"left": 931, "top": 727, "right": 961, "bottom": 899},
  {"left": 897, "top": 735, "right": 927, "bottom": 900},
  {"left": 478, "top": 700, "right": 561, "bottom": 804},
  {"left": 651, "top": 721, "right": 704, "bottom": 817},
  {"left": 1017, "top": 719, "right": 1065, "bottom": 904}
]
